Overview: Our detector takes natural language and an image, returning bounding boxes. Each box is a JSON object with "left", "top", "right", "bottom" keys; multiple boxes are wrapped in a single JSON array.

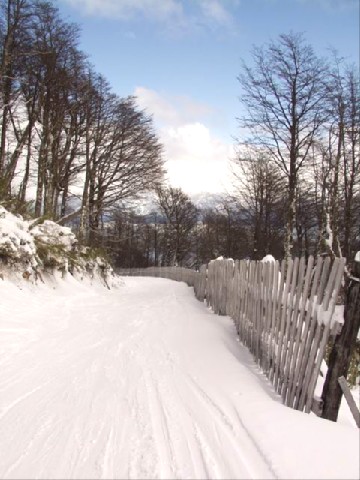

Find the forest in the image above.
[{"left": 0, "top": 1, "right": 359, "bottom": 269}]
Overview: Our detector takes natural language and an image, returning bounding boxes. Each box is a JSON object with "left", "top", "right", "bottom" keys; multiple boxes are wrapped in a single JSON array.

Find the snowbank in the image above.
[
  {"left": 0, "top": 206, "right": 37, "bottom": 266},
  {"left": 0, "top": 206, "right": 120, "bottom": 289}
]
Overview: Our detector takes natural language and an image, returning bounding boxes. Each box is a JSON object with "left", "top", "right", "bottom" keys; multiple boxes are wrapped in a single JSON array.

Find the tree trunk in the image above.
[
  {"left": 284, "top": 174, "right": 296, "bottom": 260},
  {"left": 35, "top": 94, "right": 51, "bottom": 216},
  {"left": 0, "top": 18, "right": 13, "bottom": 177},
  {"left": 60, "top": 182, "right": 69, "bottom": 218},
  {"left": 321, "top": 263, "right": 360, "bottom": 422},
  {"left": 329, "top": 122, "right": 343, "bottom": 258},
  {"left": 3, "top": 122, "right": 31, "bottom": 194},
  {"left": 19, "top": 115, "right": 34, "bottom": 204}
]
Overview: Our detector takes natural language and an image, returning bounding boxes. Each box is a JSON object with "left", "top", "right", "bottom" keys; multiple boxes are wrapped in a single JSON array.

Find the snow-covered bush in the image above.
[
  {"left": 31, "top": 220, "right": 77, "bottom": 270},
  {"left": 0, "top": 206, "right": 37, "bottom": 267},
  {"left": 0, "top": 206, "right": 118, "bottom": 288}
]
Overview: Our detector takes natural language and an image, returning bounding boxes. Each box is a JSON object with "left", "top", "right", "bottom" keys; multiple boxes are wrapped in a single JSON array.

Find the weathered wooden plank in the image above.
[
  {"left": 338, "top": 376, "right": 360, "bottom": 428},
  {"left": 268, "top": 261, "right": 280, "bottom": 378},
  {"left": 263, "top": 261, "right": 272, "bottom": 370},
  {"left": 239, "top": 261, "right": 248, "bottom": 343},
  {"left": 269, "top": 259, "right": 286, "bottom": 382},
  {"left": 274, "top": 258, "right": 294, "bottom": 391},
  {"left": 281, "top": 256, "right": 306, "bottom": 403},
  {"left": 298, "top": 258, "right": 340, "bottom": 412},
  {"left": 292, "top": 257, "right": 324, "bottom": 409},
  {"left": 278, "top": 257, "right": 300, "bottom": 395},
  {"left": 317, "top": 257, "right": 331, "bottom": 304},
  {"left": 254, "top": 261, "right": 262, "bottom": 363},
  {"left": 259, "top": 261, "right": 268, "bottom": 370},
  {"left": 243, "top": 261, "right": 251, "bottom": 349},
  {"left": 251, "top": 261, "right": 259, "bottom": 357},
  {"left": 286, "top": 255, "right": 315, "bottom": 408},
  {"left": 305, "top": 258, "right": 346, "bottom": 413}
]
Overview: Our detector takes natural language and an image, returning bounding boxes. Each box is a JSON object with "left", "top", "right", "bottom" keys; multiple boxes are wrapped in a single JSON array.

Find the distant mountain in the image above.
[
  {"left": 119, "top": 191, "right": 229, "bottom": 214},
  {"left": 190, "top": 192, "right": 228, "bottom": 210}
]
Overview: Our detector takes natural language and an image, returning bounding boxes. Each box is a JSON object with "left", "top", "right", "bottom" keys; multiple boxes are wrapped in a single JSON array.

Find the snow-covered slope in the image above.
[{"left": 0, "top": 275, "right": 358, "bottom": 479}]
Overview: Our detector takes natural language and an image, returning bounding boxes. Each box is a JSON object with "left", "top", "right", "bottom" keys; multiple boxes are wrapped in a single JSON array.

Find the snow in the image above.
[
  {"left": 0, "top": 206, "right": 118, "bottom": 287},
  {"left": 30, "top": 220, "right": 77, "bottom": 251},
  {"left": 261, "top": 254, "right": 276, "bottom": 263},
  {"left": 315, "top": 360, "right": 360, "bottom": 429},
  {"left": 0, "top": 273, "right": 358, "bottom": 479},
  {"left": 0, "top": 206, "right": 37, "bottom": 264},
  {"left": 325, "top": 212, "right": 333, "bottom": 250},
  {"left": 0, "top": 207, "right": 76, "bottom": 269}
]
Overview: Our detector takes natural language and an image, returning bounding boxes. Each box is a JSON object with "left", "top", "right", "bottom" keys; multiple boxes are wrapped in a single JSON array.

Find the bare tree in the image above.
[
  {"left": 238, "top": 32, "right": 329, "bottom": 259},
  {"left": 233, "top": 150, "right": 285, "bottom": 259},
  {"left": 308, "top": 59, "right": 360, "bottom": 261},
  {"left": 103, "top": 207, "right": 157, "bottom": 268},
  {"left": 31, "top": 1, "right": 81, "bottom": 217},
  {"left": 81, "top": 90, "right": 164, "bottom": 245},
  {"left": 156, "top": 186, "right": 198, "bottom": 266},
  {"left": 0, "top": 0, "right": 35, "bottom": 198},
  {"left": 329, "top": 62, "right": 360, "bottom": 261}
]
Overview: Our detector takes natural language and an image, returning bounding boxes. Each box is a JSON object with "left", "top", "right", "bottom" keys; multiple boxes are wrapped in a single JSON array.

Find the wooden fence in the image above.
[
  {"left": 118, "top": 256, "right": 346, "bottom": 414},
  {"left": 118, "top": 266, "right": 197, "bottom": 286}
]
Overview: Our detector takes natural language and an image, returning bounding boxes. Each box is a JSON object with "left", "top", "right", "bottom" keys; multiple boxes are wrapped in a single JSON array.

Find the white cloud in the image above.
[
  {"left": 135, "top": 86, "right": 235, "bottom": 195},
  {"left": 198, "top": 0, "right": 233, "bottom": 26},
  {"left": 290, "top": 0, "right": 358, "bottom": 10},
  {"left": 62, "top": 0, "right": 236, "bottom": 31},
  {"left": 163, "top": 122, "right": 235, "bottom": 194},
  {"left": 134, "top": 87, "right": 212, "bottom": 127},
  {"left": 64, "top": 0, "right": 183, "bottom": 20}
]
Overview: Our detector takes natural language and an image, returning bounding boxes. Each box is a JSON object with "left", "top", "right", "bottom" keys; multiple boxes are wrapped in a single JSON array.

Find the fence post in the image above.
[
  {"left": 338, "top": 376, "right": 360, "bottom": 428},
  {"left": 321, "top": 253, "right": 360, "bottom": 422}
]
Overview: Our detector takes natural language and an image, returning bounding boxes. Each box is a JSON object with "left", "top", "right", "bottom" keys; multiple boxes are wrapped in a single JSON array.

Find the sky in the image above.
[{"left": 56, "top": 0, "right": 359, "bottom": 196}]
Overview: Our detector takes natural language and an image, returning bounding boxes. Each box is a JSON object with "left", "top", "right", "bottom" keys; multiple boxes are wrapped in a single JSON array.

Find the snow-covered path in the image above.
[{"left": 0, "top": 276, "right": 358, "bottom": 479}]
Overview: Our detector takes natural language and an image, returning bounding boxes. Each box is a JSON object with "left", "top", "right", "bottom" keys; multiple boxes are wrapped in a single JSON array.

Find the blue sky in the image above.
[{"left": 57, "top": 0, "right": 359, "bottom": 195}]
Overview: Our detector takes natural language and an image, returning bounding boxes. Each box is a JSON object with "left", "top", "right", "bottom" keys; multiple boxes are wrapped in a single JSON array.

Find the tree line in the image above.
[
  {"left": 237, "top": 32, "right": 359, "bottom": 264},
  {"left": 0, "top": 0, "right": 164, "bottom": 245},
  {"left": 104, "top": 33, "right": 359, "bottom": 268},
  {"left": 1, "top": 4, "right": 359, "bottom": 266}
]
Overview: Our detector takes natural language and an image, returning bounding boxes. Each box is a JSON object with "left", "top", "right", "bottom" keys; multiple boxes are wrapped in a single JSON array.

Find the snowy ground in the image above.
[{"left": 0, "top": 274, "right": 359, "bottom": 479}]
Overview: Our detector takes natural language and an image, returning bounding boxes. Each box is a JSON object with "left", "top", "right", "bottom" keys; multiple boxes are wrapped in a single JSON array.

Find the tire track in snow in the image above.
[
  {"left": 182, "top": 373, "right": 277, "bottom": 479},
  {"left": 128, "top": 379, "right": 159, "bottom": 479},
  {"left": 0, "top": 383, "right": 48, "bottom": 421},
  {"left": 1, "top": 277, "right": 280, "bottom": 479},
  {"left": 146, "top": 339, "right": 276, "bottom": 479},
  {"left": 192, "top": 422, "right": 223, "bottom": 479},
  {"left": 143, "top": 372, "right": 178, "bottom": 479},
  {"left": 166, "top": 376, "right": 260, "bottom": 479},
  {"left": 135, "top": 339, "right": 261, "bottom": 480}
]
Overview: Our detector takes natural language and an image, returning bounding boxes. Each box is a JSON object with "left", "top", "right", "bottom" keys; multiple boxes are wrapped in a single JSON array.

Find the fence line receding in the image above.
[{"left": 118, "top": 255, "right": 345, "bottom": 414}]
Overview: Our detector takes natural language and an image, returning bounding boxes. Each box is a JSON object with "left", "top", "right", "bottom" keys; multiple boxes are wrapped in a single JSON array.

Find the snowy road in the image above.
[{"left": 0, "top": 276, "right": 358, "bottom": 479}]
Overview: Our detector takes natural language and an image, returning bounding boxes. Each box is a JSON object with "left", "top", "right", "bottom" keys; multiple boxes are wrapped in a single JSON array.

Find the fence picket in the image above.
[
  {"left": 278, "top": 257, "right": 300, "bottom": 394},
  {"left": 274, "top": 258, "right": 294, "bottom": 391},
  {"left": 268, "top": 261, "right": 280, "bottom": 377},
  {"left": 286, "top": 255, "right": 315, "bottom": 407},
  {"left": 281, "top": 256, "right": 306, "bottom": 402},
  {"left": 304, "top": 258, "right": 346, "bottom": 413}
]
